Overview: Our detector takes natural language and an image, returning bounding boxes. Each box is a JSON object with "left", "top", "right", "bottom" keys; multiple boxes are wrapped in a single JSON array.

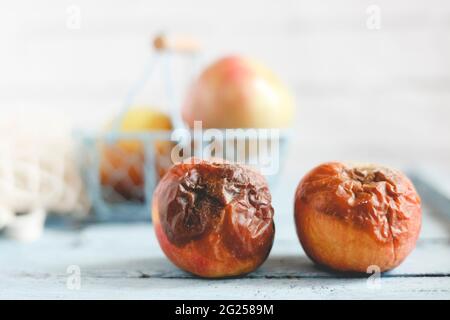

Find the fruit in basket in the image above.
[
  {"left": 294, "top": 162, "right": 422, "bottom": 273},
  {"left": 100, "top": 107, "right": 173, "bottom": 201},
  {"left": 152, "top": 158, "right": 275, "bottom": 278},
  {"left": 182, "top": 55, "right": 295, "bottom": 129}
]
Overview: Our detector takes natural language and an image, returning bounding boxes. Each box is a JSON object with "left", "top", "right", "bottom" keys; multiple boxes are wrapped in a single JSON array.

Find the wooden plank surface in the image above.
[{"left": 0, "top": 196, "right": 449, "bottom": 299}]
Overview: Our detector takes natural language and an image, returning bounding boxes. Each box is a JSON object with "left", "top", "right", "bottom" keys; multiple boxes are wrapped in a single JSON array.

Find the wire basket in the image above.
[
  {"left": 77, "top": 129, "right": 290, "bottom": 222},
  {"left": 76, "top": 34, "right": 291, "bottom": 221},
  {"left": 77, "top": 129, "right": 171, "bottom": 221}
]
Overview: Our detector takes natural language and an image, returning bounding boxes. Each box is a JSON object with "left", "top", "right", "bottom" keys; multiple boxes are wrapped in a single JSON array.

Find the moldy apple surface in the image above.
[
  {"left": 152, "top": 159, "right": 275, "bottom": 278},
  {"left": 295, "top": 162, "right": 422, "bottom": 272}
]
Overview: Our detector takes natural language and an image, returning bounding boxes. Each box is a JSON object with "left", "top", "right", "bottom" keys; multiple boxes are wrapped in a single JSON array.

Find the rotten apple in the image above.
[
  {"left": 152, "top": 158, "right": 275, "bottom": 278},
  {"left": 294, "top": 162, "right": 422, "bottom": 273}
]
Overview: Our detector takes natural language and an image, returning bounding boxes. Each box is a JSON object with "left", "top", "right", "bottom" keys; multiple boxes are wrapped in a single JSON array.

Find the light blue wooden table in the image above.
[{"left": 1, "top": 175, "right": 449, "bottom": 299}]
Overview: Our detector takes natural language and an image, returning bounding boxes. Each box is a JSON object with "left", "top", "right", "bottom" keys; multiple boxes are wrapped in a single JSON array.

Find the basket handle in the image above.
[{"left": 153, "top": 34, "right": 200, "bottom": 54}]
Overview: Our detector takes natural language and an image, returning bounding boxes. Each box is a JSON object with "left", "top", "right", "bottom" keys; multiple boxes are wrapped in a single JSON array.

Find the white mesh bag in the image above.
[{"left": 0, "top": 114, "right": 88, "bottom": 241}]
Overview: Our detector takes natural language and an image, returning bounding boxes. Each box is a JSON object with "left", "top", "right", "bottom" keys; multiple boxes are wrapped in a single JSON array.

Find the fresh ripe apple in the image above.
[
  {"left": 100, "top": 107, "right": 173, "bottom": 201},
  {"left": 294, "top": 162, "right": 422, "bottom": 273},
  {"left": 182, "top": 55, "right": 295, "bottom": 129},
  {"left": 152, "top": 158, "right": 275, "bottom": 278}
]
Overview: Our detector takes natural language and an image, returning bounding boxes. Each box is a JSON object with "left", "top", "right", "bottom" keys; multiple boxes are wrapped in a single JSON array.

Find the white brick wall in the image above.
[{"left": 1, "top": 0, "right": 449, "bottom": 172}]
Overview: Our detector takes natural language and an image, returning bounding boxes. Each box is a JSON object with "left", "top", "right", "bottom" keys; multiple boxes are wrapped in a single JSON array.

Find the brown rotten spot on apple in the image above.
[
  {"left": 152, "top": 158, "right": 275, "bottom": 278},
  {"left": 294, "top": 162, "right": 421, "bottom": 273}
]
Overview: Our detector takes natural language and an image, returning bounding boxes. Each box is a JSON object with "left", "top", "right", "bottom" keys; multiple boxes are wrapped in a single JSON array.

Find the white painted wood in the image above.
[
  {"left": 0, "top": 199, "right": 448, "bottom": 299},
  {"left": 1, "top": 275, "right": 449, "bottom": 300}
]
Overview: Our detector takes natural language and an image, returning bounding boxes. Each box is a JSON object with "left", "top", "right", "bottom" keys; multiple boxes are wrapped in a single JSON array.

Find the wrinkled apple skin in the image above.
[
  {"left": 182, "top": 55, "right": 295, "bottom": 129},
  {"left": 152, "top": 158, "right": 275, "bottom": 278},
  {"left": 294, "top": 162, "right": 422, "bottom": 273}
]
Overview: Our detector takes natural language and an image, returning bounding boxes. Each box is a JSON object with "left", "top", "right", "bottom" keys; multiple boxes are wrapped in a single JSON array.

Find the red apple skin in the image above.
[
  {"left": 294, "top": 162, "right": 422, "bottom": 273},
  {"left": 152, "top": 159, "right": 275, "bottom": 278},
  {"left": 182, "top": 55, "right": 295, "bottom": 129}
]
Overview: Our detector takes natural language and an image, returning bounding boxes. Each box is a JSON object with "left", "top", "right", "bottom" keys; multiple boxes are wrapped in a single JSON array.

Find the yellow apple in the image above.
[{"left": 100, "top": 107, "right": 173, "bottom": 201}]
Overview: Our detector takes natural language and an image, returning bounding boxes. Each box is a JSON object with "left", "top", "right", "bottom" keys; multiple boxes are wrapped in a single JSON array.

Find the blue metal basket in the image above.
[
  {"left": 75, "top": 35, "right": 291, "bottom": 222},
  {"left": 76, "top": 128, "right": 291, "bottom": 222}
]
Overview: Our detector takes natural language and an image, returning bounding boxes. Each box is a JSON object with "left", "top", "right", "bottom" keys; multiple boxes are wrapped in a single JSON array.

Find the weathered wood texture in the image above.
[{"left": 0, "top": 194, "right": 449, "bottom": 299}]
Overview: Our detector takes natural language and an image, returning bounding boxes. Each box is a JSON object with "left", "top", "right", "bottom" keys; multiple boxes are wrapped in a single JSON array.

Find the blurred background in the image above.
[
  {"left": 0, "top": 0, "right": 449, "bottom": 236},
  {"left": 1, "top": 0, "right": 449, "bottom": 168}
]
